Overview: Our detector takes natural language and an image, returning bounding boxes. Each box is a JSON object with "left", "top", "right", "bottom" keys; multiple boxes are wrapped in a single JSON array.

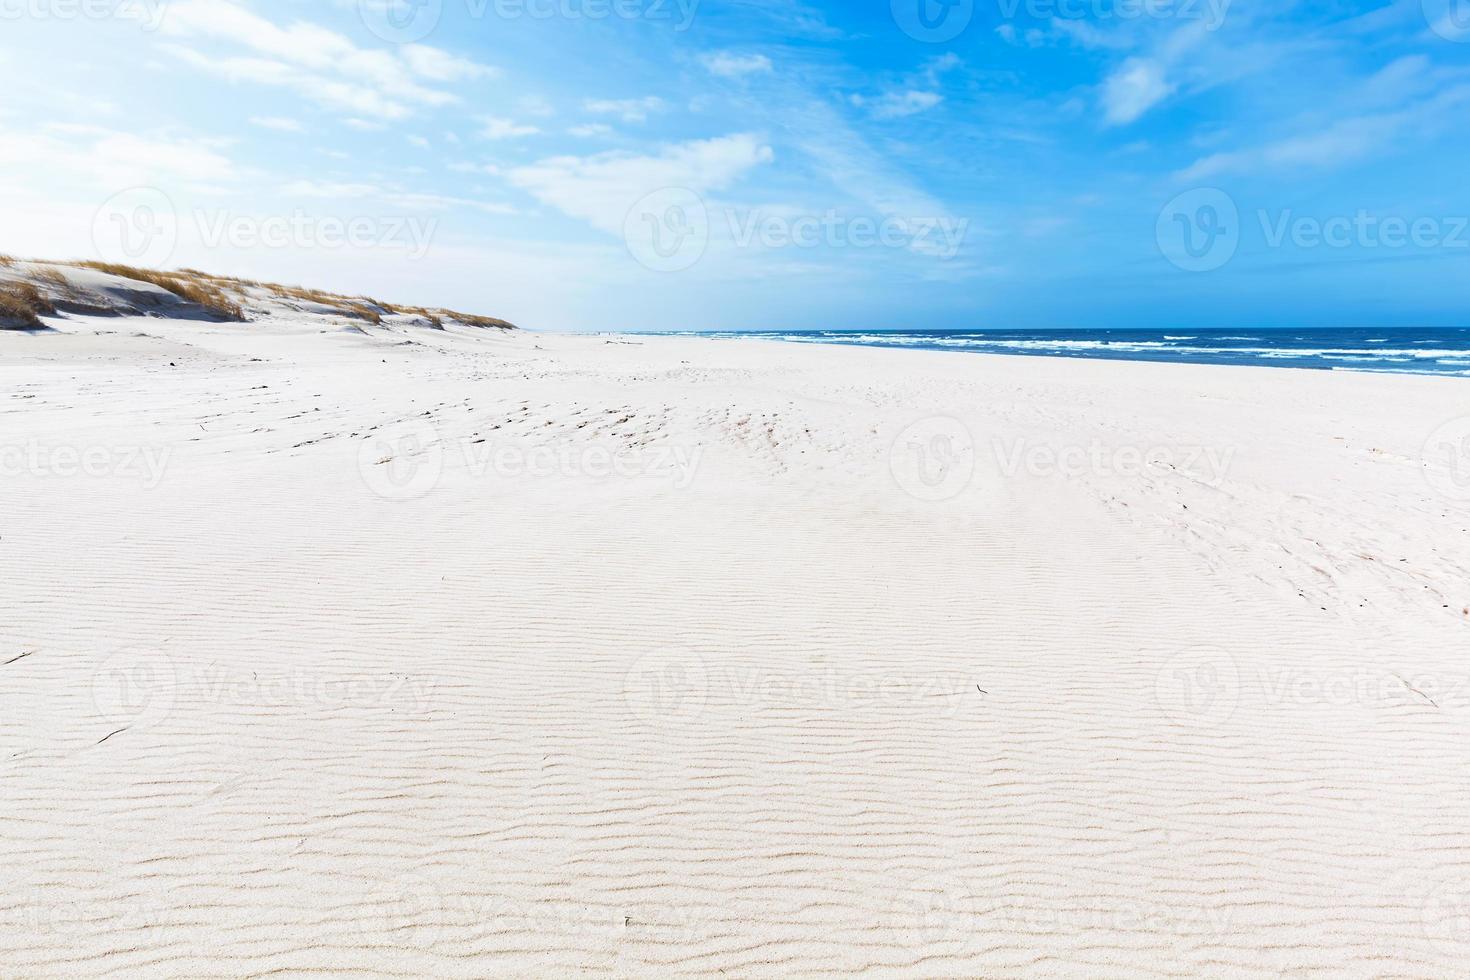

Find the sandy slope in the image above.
[{"left": 2, "top": 305, "right": 1469, "bottom": 978}]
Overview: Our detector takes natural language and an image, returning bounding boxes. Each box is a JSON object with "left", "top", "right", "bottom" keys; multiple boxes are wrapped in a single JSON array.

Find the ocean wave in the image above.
[{"left": 684, "top": 330, "right": 1470, "bottom": 376}]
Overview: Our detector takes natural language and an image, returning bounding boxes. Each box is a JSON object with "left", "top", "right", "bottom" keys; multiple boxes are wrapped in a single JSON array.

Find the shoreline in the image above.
[{"left": 614, "top": 327, "right": 1470, "bottom": 379}]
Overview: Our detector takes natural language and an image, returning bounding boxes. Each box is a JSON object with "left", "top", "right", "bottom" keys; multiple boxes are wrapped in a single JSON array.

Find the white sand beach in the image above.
[{"left": 3, "top": 266, "right": 1470, "bottom": 977}]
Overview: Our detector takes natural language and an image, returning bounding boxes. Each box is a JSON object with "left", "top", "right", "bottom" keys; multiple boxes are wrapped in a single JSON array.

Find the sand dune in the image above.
[{"left": 2, "top": 276, "right": 1469, "bottom": 976}]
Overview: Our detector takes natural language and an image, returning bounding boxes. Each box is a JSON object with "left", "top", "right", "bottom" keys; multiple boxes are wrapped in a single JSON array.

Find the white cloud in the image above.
[
  {"left": 400, "top": 44, "right": 493, "bottom": 82},
  {"left": 568, "top": 123, "right": 614, "bottom": 138},
  {"left": 583, "top": 97, "right": 665, "bottom": 123},
  {"left": 1175, "top": 83, "right": 1470, "bottom": 181},
  {"left": 854, "top": 90, "right": 943, "bottom": 120},
  {"left": 482, "top": 117, "right": 540, "bottom": 140},
  {"left": 507, "top": 133, "right": 774, "bottom": 234},
  {"left": 1051, "top": 17, "right": 1134, "bottom": 50},
  {"left": 849, "top": 53, "right": 957, "bottom": 120},
  {"left": 163, "top": 45, "right": 418, "bottom": 120},
  {"left": 778, "top": 97, "right": 972, "bottom": 260},
  {"left": 0, "top": 125, "right": 238, "bottom": 189},
  {"left": 703, "top": 52, "right": 774, "bottom": 78},
  {"left": 1101, "top": 57, "right": 1174, "bottom": 125},
  {"left": 158, "top": 0, "right": 493, "bottom": 122}
]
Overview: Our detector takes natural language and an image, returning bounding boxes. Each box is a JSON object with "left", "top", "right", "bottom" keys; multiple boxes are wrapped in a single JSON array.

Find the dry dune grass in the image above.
[
  {"left": 77, "top": 261, "right": 244, "bottom": 321},
  {"left": 7, "top": 259, "right": 514, "bottom": 330},
  {"left": 172, "top": 274, "right": 395, "bottom": 326},
  {"left": 343, "top": 302, "right": 383, "bottom": 325},
  {"left": 402, "top": 306, "right": 444, "bottom": 328},
  {"left": 0, "top": 281, "right": 55, "bottom": 328},
  {"left": 446, "top": 310, "right": 516, "bottom": 330},
  {"left": 34, "top": 266, "right": 70, "bottom": 288},
  {"left": 181, "top": 271, "right": 513, "bottom": 329}
]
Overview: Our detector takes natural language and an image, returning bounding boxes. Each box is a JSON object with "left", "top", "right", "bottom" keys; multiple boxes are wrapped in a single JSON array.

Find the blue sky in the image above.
[{"left": 2, "top": 0, "right": 1468, "bottom": 330}]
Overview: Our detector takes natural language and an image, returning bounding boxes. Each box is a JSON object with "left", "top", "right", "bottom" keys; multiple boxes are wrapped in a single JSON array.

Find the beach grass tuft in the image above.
[
  {"left": 0, "top": 281, "right": 55, "bottom": 327},
  {"left": 77, "top": 262, "right": 245, "bottom": 321}
]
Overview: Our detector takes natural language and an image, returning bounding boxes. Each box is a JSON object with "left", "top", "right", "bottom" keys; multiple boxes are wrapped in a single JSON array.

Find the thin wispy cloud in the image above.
[
  {"left": 583, "top": 97, "right": 666, "bottom": 123},
  {"left": 852, "top": 90, "right": 943, "bottom": 120},
  {"left": 482, "top": 117, "right": 541, "bottom": 140},
  {"left": 703, "top": 52, "right": 774, "bottom": 78}
]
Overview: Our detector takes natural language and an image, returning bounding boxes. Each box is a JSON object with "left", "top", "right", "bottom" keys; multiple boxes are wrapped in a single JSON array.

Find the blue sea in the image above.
[{"left": 680, "top": 328, "right": 1470, "bottom": 377}]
